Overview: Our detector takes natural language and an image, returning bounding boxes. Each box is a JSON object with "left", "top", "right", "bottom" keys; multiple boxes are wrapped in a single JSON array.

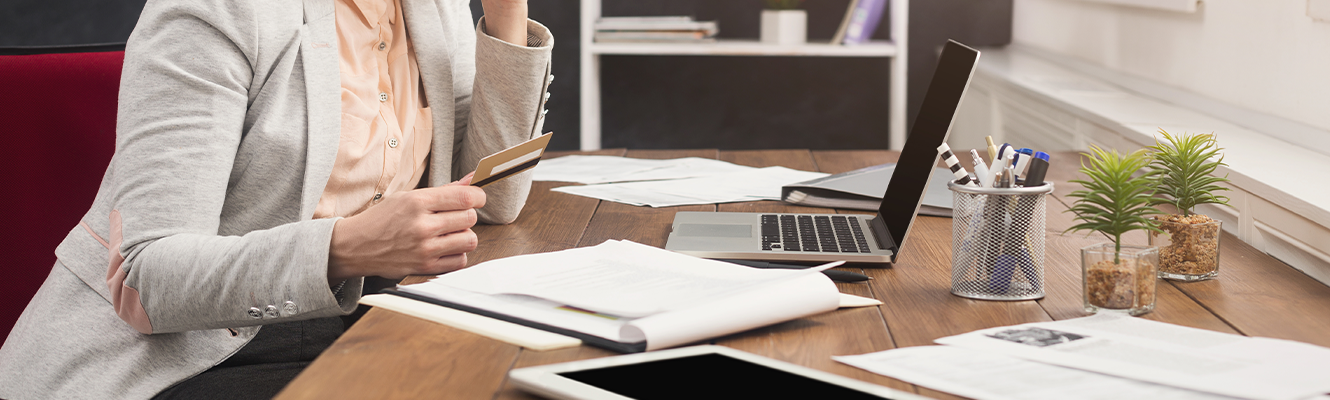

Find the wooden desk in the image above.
[{"left": 277, "top": 150, "right": 1330, "bottom": 399}]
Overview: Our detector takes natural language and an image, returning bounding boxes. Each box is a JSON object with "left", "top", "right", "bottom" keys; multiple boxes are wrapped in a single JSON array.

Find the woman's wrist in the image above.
[{"left": 482, "top": 0, "right": 528, "bottom": 45}]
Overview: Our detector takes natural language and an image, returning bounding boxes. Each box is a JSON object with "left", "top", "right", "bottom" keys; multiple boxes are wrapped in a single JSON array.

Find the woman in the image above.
[{"left": 0, "top": 0, "right": 552, "bottom": 398}]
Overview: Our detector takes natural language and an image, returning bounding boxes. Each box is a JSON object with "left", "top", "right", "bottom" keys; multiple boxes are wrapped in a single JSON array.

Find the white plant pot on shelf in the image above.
[{"left": 760, "top": 9, "right": 807, "bottom": 45}]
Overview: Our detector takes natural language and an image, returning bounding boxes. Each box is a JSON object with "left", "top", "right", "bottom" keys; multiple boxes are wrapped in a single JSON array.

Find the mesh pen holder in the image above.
[{"left": 948, "top": 181, "right": 1054, "bottom": 301}]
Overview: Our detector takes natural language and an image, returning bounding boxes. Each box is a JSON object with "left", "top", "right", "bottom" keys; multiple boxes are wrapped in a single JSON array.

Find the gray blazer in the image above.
[{"left": 0, "top": 0, "right": 552, "bottom": 397}]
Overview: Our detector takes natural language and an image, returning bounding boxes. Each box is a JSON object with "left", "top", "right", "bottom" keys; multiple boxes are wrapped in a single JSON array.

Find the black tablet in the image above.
[{"left": 508, "top": 345, "right": 926, "bottom": 400}]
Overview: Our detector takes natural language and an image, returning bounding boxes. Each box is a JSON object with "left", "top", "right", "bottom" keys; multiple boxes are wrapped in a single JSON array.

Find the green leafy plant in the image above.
[
  {"left": 1147, "top": 129, "right": 1231, "bottom": 216},
  {"left": 1066, "top": 145, "right": 1165, "bottom": 263},
  {"left": 763, "top": 0, "right": 805, "bottom": 10}
]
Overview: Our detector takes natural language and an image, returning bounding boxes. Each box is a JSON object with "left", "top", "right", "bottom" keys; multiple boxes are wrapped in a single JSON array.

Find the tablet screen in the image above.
[{"left": 557, "top": 353, "right": 895, "bottom": 399}]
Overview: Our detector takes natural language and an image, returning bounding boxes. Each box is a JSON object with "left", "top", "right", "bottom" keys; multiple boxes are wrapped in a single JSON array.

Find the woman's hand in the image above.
[
  {"left": 481, "top": 0, "right": 528, "bottom": 45},
  {"left": 327, "top": 173, "right": 486, "bottom": 281}
]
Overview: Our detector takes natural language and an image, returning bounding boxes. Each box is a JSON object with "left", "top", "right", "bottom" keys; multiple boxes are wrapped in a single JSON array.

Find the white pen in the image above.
[
  {"left": 988, "top": 146, "right": 1016, "bottom": 187},
  {"left": 970, "top": 149, "right": 991, "bottom": 188}
]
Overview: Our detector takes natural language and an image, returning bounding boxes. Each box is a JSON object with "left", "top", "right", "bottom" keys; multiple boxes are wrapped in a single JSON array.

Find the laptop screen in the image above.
[{"left": 876, "top": 40, "right": 979, "bottom": 256}]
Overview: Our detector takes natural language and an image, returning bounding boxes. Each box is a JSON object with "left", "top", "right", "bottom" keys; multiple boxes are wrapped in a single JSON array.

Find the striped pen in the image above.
[{"left": 937, "top": 143, "right": 976, "bottom": 186}]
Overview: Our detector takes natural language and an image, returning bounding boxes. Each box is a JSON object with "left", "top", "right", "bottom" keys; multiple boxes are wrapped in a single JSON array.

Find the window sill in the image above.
[{"left": 953, "top": 44, "right": 1330, "bottom": 285}]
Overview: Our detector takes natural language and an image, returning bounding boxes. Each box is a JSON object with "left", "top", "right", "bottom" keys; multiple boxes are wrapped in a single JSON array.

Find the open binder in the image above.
[{"left": 384, "top": 240, "right": 841, "bottom": 353}]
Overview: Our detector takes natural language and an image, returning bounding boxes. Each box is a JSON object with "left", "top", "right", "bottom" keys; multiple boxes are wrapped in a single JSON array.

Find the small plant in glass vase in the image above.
[
  {"left": 1066, "top": 146, "right": 1164, "bottom": 316},
  {"left": 1147, "top": 130, "right": 1231, "bottom": 281}
]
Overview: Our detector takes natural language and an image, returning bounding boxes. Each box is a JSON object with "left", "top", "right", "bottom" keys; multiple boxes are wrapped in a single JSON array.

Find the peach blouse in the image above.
[{"left": 314, "top": 0, "right": 432, "bottom": 219}]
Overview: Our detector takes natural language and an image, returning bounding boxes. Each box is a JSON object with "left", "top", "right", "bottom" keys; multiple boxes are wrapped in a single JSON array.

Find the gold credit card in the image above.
[{"left": 471, "top": 132, "right": 553, "bottom": 187}]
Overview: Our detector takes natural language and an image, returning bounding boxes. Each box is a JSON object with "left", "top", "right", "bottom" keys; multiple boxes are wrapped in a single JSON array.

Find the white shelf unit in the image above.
[{"left": 578, "top": 0, "right": 909, "bottom": 150}]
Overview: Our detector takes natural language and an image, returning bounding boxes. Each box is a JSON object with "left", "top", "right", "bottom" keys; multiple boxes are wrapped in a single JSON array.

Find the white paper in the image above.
[
  {"left": 934, "top": 313, "right": 1330, "bottom": 400},
  {"left": 835, "top": 346, "right": 1246, "bottom": 400},
  {"left": 533, "top": 155, "right": 755, "bottom": 184},
  {"left": 623, "top": 273, "right": 839, "bottom": 351},
  {"left": 424, "top": 240, "right": 816, "bottom": 317},
  {"left": 396, "top": 240, "right": 843, "bottom": 349},
  {"left": 553, "top": 166, "right": 829, "bottom": 207}
]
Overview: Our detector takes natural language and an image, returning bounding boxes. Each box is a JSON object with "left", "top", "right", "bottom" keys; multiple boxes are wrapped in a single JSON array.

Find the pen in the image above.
[
  {"left": 986, "top": 136, "right": 998, "bottom": 162},
  {"left": 1014, "top": 148, "right": 1035, "bottom": 182},
  {"left": 938, "top": 143, "right": 975, "bottom": 186},
  {"left": 1024, "top": 151, "right": 1050, "bottom": 187},
  {"left": 987, "top": 146, "right": 1015, "bottom": 188},
  {"left": 970, "top": 149, "right": 990, "bottom": 188}
]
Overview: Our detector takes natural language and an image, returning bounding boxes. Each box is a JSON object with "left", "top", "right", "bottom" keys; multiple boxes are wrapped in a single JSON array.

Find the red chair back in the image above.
[{"left": 0, "top": 45, "right": 123, "bottom": 343}]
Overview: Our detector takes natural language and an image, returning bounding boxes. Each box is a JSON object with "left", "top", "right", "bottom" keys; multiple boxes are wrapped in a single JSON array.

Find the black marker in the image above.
[{"left": 1023, "top": 151, "right": 1050, "bottom": 187}]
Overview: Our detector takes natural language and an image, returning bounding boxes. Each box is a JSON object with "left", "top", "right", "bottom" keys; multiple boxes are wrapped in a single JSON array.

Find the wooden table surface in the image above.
[{"left": 276, "top": 150, "right": 1330, "bottom": 400}]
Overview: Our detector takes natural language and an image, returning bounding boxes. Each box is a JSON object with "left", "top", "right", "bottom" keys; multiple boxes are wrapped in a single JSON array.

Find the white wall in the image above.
[{"left": 1012, "top": 0, "right": 1330, "bottom": 132}]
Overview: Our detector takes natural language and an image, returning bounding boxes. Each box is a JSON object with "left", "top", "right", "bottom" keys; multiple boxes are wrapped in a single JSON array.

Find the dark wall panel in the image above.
[
  {"left": 600, "top": 55, "right": 890, "bottom": 150},
  {"left": 0, "top": 0, "right": 146, "bottom": 46}
]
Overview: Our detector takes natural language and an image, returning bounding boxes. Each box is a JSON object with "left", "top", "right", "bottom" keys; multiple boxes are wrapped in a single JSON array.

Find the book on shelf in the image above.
[
  {"left": 781, "top": 163, "right": 954, "bottom": 217},
  {"left": 594, "top": 16, "right": 718, "bottom": 43},
  {"left": 831, "top": 0, "right": 888, "bottom": 45},
  {"left": 593, "top": 31, "right": 717, "bottom": 43},
  {"left": 385, "top": 240, "right": 841, "bottom": 353}
]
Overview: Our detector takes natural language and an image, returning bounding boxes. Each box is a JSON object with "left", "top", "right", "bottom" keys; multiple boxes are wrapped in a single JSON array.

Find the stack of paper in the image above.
[
  {"left": 836, "top": 313, "right": 1330, "bottom": 400},
  {"left": 594, "top": 16, "right": 718, "bottom": 43},
  {"left": 553, "top": 167, "right": 829, "bottom": 207},
  {"left": 533, "top": 156, "right": 829, "bottom": 208},
  {"left": 533, "top": 155, "right": 755, "bottom": 184},
  {"left": 392, "top": 240, "right": 842, "bottom": 352}
]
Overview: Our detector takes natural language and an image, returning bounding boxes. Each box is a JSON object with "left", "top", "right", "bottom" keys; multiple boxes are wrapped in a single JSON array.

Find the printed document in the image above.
[
  {"left": 397, "top": 240, "right": 841, "bottom": 351},
  {"left": 933, "top": 313, "right": 1330, "bottom": 400},
  {"left": 552, "top": 166, "right": 829, "bottom": 207},
  {"left": 533, "top": 155, "right": 755, "bottom": 184},
  {"left": 835, "top": 346, "right": 1245, "bottom": 400}
]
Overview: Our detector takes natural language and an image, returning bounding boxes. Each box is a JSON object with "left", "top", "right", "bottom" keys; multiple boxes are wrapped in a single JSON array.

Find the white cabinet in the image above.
[{"left": 578, "top": 0, "right": 909, "bottom": 150}]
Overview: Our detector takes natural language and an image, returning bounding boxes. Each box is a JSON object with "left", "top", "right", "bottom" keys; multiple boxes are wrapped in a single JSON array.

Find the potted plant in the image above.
[
  {"left": 761, "top": 0, "right": 806, "bottom": 45},
  {"left": 1147, "top": 130, "right": 1231, "bottom": 281},
  {"left": 1066, "top": 146, "right": 1164, "bottom": 316}
]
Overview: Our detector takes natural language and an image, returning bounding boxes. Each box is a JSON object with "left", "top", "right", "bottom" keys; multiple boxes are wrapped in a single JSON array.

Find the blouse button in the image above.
[
  {"left": 388, "top": 138, "right": 399, "bottom": 148},
  {"left": 379, "top": 92, "right": 388, "bottom": 102}
]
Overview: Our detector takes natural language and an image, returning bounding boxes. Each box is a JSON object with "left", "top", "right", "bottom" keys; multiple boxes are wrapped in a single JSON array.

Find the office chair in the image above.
[{"left": 0, "top": 44, "right": 123, "bottom": 343}]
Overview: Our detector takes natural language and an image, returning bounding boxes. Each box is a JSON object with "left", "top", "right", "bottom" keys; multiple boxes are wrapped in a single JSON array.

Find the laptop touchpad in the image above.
[{"left": 676, "top": 224, "right": 752, "bottom": 238}]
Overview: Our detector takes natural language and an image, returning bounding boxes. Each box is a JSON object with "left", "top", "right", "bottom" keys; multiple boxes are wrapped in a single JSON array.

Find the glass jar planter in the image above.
[
  {"left": 1082, "top": 244, "right": 1158, "bottom": 316},
  {"left": 1149, "top": 215, "right": 1221, "bottom": 281}
]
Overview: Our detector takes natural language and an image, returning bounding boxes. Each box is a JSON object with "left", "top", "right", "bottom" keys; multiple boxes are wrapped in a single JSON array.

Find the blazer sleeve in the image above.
[
  {"left": 453, "top": 16, "right": 554, "bottom": 224},
  {"left": 107, "top": 0, "right": 360, "bottom": 334}
]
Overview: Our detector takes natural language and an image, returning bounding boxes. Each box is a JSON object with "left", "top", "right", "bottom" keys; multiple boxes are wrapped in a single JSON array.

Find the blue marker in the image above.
[{"left": 1013, "top": 148, "right": 1035, "bottom": 181}]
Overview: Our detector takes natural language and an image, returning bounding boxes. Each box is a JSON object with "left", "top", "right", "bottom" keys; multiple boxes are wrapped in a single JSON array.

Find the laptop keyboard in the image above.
[{"left": 760, "top": 214, "right": 872, "bottom": 253}]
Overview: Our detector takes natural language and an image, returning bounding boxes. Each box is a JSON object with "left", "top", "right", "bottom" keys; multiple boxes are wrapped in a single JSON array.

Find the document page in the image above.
[
  {"left": 934, "top": 313, "right": 1330, "bottom": 400},
  {"left": 396, "top": 240, "right": 841, "bottom": 349},
  {"left": 553, "top": 166, "right": 829, "bottom": 207},
  {"left": 836, "top": 346, "right": 1246, "bottom": 400},
  {"left": 533, "top": 155, "right": 755, "bottom": 184},
  {"left": 417, "top": 240, "right": 821, "bottom": 317}
]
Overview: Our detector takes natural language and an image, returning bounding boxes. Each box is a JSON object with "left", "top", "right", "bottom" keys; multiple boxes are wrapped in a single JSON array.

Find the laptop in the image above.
[{"left": 664, "top": 40, "right": 980, "bottom": 264}]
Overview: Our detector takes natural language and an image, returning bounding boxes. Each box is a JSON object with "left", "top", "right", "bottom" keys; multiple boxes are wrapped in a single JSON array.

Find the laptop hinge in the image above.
[{"left": 868, "top": 215, "right": 897, "bottom": 254}]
